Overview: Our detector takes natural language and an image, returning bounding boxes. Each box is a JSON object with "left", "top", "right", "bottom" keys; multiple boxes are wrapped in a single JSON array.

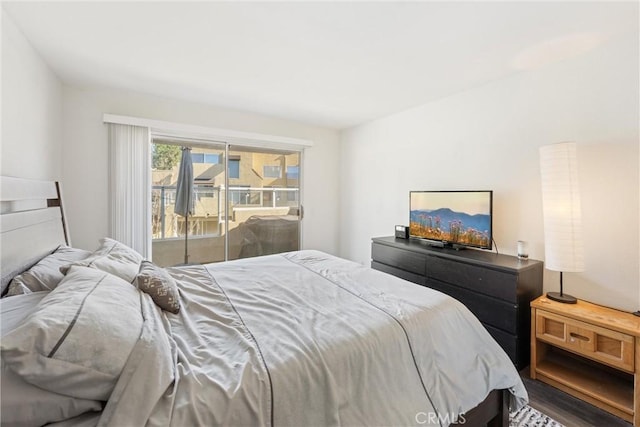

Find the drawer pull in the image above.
[{"left": 569, "top": 332, "right": 590, "bottom": 342}]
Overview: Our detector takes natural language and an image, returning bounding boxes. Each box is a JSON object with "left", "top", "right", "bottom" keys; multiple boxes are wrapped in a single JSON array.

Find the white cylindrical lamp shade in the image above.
[{"left": 539, "top": 142, "right": 584, "bottom": 273}]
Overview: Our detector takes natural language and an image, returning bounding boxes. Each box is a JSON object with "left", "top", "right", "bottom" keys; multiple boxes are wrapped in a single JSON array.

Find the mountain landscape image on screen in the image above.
[{"left": 410, "top": 208, "right": 491, "bottom": 247}]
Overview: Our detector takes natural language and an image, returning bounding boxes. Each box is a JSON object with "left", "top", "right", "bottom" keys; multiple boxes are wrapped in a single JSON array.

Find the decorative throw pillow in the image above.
[
  {"left": 1, "top": 266, "right": 143, "bottom": 401},
  {"left": 5, "top": 246, "right": 92, "bottom": 296},
  {"left": 60, "top": 237, "right": 143, "bottom": 283},
  {"left": 1, "top": 291, "right": 102, "bottom": 426},
  {"left": 136, "top": 261, "right": 180, "bottom": 314}
]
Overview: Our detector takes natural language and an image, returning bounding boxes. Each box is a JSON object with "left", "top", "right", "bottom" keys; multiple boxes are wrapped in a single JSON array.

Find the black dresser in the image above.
[{"left": 371, "top": 236, "right": 543, "bottom": 370}]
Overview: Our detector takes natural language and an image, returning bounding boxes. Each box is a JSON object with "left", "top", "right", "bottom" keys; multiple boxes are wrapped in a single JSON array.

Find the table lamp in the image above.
[{"left": 539, "top": 141, "right": 584, "bottom": 304}]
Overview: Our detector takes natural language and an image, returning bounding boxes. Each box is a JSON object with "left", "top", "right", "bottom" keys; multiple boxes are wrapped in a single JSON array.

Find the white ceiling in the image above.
[{"left": 3, "top": 2, "right": 637, "bottom": 130}]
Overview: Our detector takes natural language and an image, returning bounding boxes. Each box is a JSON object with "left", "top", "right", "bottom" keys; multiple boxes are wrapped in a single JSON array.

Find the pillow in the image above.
[
  {"left": 1, "top": 362, "right": 102, "bottom": 427},
  {"left": 60, "top": 237, "right": 143, "bottom": 283},
  {"left": 0, "top": 291, "right": 48, "bottom": 334},
  {"left": 1, "top": 266, "right": 144, "bottom": 401},
  {"left": 5, "top": 246, "right": 92, "bottom": 297},
  {"left": 136, "top": 261, "right": 181, "bottom": 314},
  {"left": 1, "top": 292, "right": 102, "bottom": 426}
]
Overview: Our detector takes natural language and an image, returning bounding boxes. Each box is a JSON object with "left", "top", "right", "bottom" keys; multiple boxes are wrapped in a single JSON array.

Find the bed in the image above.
[{"left": 0, "top": 176, "right": 527, "bottom": 427}]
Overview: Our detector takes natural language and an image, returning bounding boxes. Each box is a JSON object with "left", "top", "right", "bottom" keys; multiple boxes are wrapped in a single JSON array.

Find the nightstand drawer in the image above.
[{"left": 536, "top": 309, "right": 634, "bottom": 373}]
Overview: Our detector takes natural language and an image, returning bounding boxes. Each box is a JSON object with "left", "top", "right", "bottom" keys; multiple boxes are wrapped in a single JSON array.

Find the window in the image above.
[
  {"left": 286, "top": 166, "right": 299, "bottom": 179},
  {"left": 229, "top": 159, "right": 240, "bottom": 179},
  {"left": 150, "top": 140, "right": 301, "bottom": 266},
  {"left": 264, "top": 165, "right": 281, "bottom": 178},
  {"left": 192, "top": 152, "right": 219, "bottom": 164}
]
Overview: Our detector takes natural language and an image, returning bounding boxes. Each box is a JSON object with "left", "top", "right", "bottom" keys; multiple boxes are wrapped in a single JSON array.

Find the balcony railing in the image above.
[{"left": 152, "top": 184, "right": 299, "bottom": 240}]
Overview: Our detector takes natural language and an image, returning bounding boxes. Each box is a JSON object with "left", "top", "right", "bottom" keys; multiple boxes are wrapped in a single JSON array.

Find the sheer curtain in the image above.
[{"left": 108, "top": 124, "right": 151, "bottom": 258}]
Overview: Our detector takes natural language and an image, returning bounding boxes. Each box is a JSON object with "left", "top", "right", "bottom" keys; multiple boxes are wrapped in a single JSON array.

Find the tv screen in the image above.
[{"left": 409, "top": 191, "right": 493, "bottom": 250}]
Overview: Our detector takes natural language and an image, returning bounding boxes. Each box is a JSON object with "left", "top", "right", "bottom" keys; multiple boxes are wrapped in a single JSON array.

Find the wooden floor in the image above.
[{"left": 521, "top": 369, "right": 632, "bottom": 427}]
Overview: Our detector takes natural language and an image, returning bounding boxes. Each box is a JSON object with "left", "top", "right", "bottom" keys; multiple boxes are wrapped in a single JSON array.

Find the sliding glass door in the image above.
[
  {"left": 151, "top": 140, "right": 227, "bottom": 266},
  {"left": 226, "top": 145, "right": 301, "bottom": 261},
  {"left": 150, "top": 139, "right": 301, "bottom": 266}
]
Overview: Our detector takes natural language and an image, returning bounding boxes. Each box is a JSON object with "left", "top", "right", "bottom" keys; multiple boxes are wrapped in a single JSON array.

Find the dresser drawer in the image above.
[
  {"left": 371, "top": 261, "right": 425, "bottom": 286},
  {"left": 372, "top": 243, "right": 426, "bottom": 276},
  {"left": 426, "top": 255, "right": 517, "bottom": 302},
  {"left": 426, "top": 278, "right": 518, "bottom": 334},
  {"left": 536, "top": 309, "right": 635, "bottom": 373},
  {"left": 485, "top": 324, "right": 518, "bottom": 365}
]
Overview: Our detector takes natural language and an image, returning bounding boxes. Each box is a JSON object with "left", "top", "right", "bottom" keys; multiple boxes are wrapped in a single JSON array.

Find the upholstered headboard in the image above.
[{"left": 0, "top": 176, "right": 69, "bottom": 293}]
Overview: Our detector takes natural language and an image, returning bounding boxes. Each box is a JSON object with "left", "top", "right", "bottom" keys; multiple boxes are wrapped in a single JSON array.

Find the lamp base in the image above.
[{"left": 547, "top": 292, "right": 577, "bottom": 304}]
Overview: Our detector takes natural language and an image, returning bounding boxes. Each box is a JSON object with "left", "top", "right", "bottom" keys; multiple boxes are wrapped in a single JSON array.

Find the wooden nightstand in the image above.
[{"left": 530, "top": 296, "right": 640, "bottom": 426}]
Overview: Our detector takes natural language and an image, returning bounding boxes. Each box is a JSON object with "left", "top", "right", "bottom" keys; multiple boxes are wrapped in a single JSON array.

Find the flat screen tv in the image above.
[{"left": 409, "top": 190, "right": 493, "bottom": 250}]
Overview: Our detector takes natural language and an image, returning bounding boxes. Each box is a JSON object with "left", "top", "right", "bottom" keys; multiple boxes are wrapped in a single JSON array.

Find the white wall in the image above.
[
  {"left": 62, "top": 86, "right": 341, "bottom": 255},
  {"left": 1, "top": 11, "right": 62, "bottom": 180},
  {"left": 339, "top": 34, "right": 639, "bottom": 312}
]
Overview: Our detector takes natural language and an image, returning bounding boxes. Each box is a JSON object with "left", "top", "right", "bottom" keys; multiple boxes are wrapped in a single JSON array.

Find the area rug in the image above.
[{"left": 510, "top": 405, "right": 564, "bottom": 427}]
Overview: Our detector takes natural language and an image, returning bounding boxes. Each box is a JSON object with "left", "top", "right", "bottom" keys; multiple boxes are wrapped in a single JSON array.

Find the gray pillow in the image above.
[
  {"left": 136, "top": 261, "right": 181, "bottom": 314},
  {"left": 60, "top": 237, "right": 143, "bottom": 283},
  {"left": 1, "top": 266, "right": 143, "bottom": 401},
  {"left": 5, "top": 246, "right": 91, "bottom": 297},
  {"left": 1, "top": 292, "right": 101, "bottom": 426}
]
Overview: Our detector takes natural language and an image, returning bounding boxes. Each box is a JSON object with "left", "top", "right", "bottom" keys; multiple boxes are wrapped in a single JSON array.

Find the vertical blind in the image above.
[{"left": 108, "top": 123, "right": 151, "bottom": 258}]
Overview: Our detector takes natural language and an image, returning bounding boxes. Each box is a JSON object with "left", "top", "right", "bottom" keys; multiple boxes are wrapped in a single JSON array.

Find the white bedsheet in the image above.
[{"left": 98, "top": 250, "right": 527, "bottom": 427}]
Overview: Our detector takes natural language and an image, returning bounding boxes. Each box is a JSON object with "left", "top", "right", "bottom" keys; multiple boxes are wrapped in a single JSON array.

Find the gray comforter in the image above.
[{"left": 82, "top": 250, "right": 527, "bottom": 427}]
